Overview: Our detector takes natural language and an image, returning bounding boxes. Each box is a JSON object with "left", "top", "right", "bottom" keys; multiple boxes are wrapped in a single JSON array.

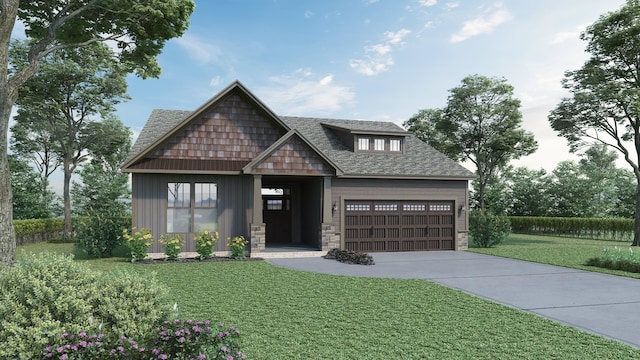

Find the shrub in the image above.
[
  {"left": 228, "top": 236, "right": 247, "bottom": 259},
  {"left": 43, "top": 320, "right": 245, "bottom": 360},
  {"left": 74, "top": 207, "right": 129, "bottom": 258},
  {"left": 195, "top": 230, "right": 218, "bottom": 260},
  {"left": 586, "top": 247, "right": 640, "bottom": 273},
  {"left": 159, "top": 234, "right": 184, "bottom": 260},
  {"left": 325, "top": 248, "right": 375, "bottom": 265},
  {"left": 0, "top": 252, "right": 168, "bottom": 359},
  {"left": 151, "top": 319, "right": 245, "bottom": 359},
  {"left": 469, "top": 210, "right": 511, "bottom": 248},
  {"left": 123, "top": 227, "right": 154, "bottom": 262},
  {"left": 95, "top": 270, "right": 169, "bottom": 343}
]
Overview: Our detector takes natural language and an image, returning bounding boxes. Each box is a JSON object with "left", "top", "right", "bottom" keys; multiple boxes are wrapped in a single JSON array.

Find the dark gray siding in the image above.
[
  {"left": 132, "top": 173, "right": 253, "bottom": 253},
  {"left": 331, "top": 178, "right": 469, "bottom": 248}
]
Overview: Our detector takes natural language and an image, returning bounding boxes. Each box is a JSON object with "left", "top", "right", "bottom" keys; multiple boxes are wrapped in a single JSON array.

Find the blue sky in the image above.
[{"left": 11, "top": 0, "right": 629, "bottom": 193}]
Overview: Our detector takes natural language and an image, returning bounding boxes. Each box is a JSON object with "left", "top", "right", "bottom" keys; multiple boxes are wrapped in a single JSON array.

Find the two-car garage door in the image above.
[{"left": 344, "top": 200, "right": 455, "bottom": 252}]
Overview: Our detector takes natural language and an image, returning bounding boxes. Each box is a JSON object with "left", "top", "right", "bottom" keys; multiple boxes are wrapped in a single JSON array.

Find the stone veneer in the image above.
[
  {"left": 250, "top": 223, "right": 266, "bottom": 254},
  {"left": 321, "top": 224, "right": 340, "bottom": 251},
  {"left": 457, "top": 231, "right": 468, "bottom": 250}
]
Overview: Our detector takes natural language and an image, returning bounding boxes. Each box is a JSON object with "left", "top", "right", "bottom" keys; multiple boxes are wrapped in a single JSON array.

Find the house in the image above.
[{"left": 121, "top": 81, "right": 475, "bottom": 255}]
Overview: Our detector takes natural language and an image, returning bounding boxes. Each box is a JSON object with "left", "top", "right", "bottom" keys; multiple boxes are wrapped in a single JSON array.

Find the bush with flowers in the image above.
[
  {"left": 159, "top": 234, "right": 184, "bottom": 260},
  {"left": 195, "top": 230, "right": 218, "bottom": 260},
  {"left": 227, "top": 236, "right": 247, "bottom": 259},
  {"left": 42, "top": 317, "right": 245, "bottom": 359},
  {"left": 122, "top": 227, "right": 154, "bottom": 262}
]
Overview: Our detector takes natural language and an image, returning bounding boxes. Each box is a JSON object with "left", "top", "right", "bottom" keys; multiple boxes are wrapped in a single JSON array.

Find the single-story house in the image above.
[{"left": 121, "top": 81, "right": 475, "bottom": 255}]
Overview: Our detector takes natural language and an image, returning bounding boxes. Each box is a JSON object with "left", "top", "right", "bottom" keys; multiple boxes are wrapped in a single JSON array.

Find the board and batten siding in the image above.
[
  {"left": 330, "top": 178, "right": 469, "bottom": 247},
  {"left": 132, "top": 173, "right": 254, "bottom": 253}
]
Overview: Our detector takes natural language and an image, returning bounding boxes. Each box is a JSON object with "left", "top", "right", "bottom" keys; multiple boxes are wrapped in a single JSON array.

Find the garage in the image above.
[{"left": 344, "top": 200, "right": 455, "bottom": 252}]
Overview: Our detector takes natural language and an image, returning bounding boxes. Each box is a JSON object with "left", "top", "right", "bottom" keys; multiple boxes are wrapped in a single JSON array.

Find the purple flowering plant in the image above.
[{"left": 42, "top": 320, "right": 245, "bottom": 360}]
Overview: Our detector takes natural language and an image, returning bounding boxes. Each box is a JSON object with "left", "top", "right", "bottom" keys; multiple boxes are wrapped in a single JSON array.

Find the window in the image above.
[
  {"left": 390, "top": 139, "right": 401, "bottom": 152},
  {"left": 346, "top": 204, "right": 370, "bottom": 211},
  {"left": 358, "top": 137, "right": 370, "bottom": 150},
  {"left": 167, "top": 182, "right": 217, "bottom": 233},
  {"left": 374, "top": 138, "right": 385, "bottom": 151},
  {"left": 266, "top": 199, "right": 283, "bottom": 210}
]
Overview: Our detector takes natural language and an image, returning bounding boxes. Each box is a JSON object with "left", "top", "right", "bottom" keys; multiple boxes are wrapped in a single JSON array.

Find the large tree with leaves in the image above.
[
  {"left": 71, "top": 117, "right": 132, "bottom": 216},
  {"left": 9, "top": 154, "right": 60, "bottom": 219},
  {"left": 11, "top": 41, "right": 130, "bottom": 240},
  {"left": 548, "top": 0, "right": 640, "bottom": 245},
  {"left": 405, "top": 74, "right": 538, "bottom": 210},
  {"left": 0, "top": 0, "right": 195, "bottom": 267}
]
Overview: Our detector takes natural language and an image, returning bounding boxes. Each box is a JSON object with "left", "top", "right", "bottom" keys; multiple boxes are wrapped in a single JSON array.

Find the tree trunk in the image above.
[
  {"left": 0, "top": 93, "right": 16, "bottom": 267},
  {"left": 633, "top": 182, "right": 640, "bottom": 246},
  {"left": 63, "top": 155, "right": 72, "bottom": 241}
]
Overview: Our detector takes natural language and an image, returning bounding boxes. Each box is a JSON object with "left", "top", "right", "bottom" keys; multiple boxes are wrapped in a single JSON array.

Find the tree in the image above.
[
  {"left": 405, "top": 74, "right": 538, "bottom": 210},
  {"left": 505, "top": 167, "right": 553, "bottom": 217},
  {"left": 71, "top": 117, "right": 132, "bottom": 216},
  {"left": 0, "top": 0, "right": 195, "bottom": 266},
  {"left": 548, "top": 0, "right": 640, "bottom": 244},
  {"left": 8, "top": 154, "right": 60, "bottom": 219},
  {"left": 12, "top": 41, "right": 130, "bottom": 240}
]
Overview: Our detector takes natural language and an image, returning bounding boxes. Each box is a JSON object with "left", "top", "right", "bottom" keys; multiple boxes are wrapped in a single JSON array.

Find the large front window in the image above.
[{"left": 167, "top": 182, "right": 217, "bottom": 233}]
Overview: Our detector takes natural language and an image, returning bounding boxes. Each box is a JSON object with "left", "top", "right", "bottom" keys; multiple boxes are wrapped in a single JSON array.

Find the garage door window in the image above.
[
  {"left": 374, "top": 204, "right": 398, "bottom": 211},
  {"left": 430, "top": 204, "right": 452, "bottom": 211},
  {"left": 346, "top": 203, "right": 370, "bottom": 211}
]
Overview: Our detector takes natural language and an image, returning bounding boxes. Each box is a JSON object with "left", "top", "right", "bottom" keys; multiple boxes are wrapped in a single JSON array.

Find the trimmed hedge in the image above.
[
  {"left": 508, "top": 216, "right": 634, "bottom": 241},
  {"left": 14, "top": 218, "right": 65, "bottom": 246},
  {"left": 13, "top": 217, "right": 132, "bottom": 246}
]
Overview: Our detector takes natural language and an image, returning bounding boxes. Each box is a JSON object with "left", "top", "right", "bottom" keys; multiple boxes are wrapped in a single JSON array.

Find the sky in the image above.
[{"left": 10, "top": 0, "right": 629, "bottom": 194}]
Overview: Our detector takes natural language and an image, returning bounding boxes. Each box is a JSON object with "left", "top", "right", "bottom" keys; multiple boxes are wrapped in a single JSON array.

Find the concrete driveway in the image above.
[{"left": 268, "top": 251, "right": 640, "bottom": 348}]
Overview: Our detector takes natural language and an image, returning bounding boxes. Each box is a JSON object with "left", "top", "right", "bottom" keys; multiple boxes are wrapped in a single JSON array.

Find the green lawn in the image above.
[
  {"left": 14, "top": 241, "right": 640, "bottom": 359},
  {"left": 469, "top": 233, "right": 640, "bottom": 279}
]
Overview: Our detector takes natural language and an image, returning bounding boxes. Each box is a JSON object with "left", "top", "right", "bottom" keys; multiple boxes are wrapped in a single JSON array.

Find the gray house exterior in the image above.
[{"left": 121, "top": 81, "right": 475, "bottom": 255}]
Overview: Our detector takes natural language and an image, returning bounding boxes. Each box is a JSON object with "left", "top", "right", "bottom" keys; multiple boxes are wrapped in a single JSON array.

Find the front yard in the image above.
[{"left": 15, "top": 241, "right": 640, "bottom": 359}]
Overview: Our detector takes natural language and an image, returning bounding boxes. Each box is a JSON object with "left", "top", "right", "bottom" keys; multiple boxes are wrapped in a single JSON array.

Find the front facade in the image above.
[{"left": 121, "top": 81, "right": 475, "bottom": 255}]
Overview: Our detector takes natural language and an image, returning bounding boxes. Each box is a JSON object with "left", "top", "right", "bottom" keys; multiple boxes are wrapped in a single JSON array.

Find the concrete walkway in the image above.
[{"left": 268, "top": 251, "right": 640, "bottom": 348}]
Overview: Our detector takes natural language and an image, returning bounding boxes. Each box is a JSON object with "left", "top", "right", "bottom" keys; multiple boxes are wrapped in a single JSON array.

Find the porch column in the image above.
[
  {"left": 250, "top": 174, "right": 266, "bottom": 254},
  {"left": 322, "top": 176, "right": 332, "bottom": 224},
  {"left": 252, "top": 174, "right": 263, "bottom": 224},
  {"left": 320, "top": 176, "right": 340, "bottom": 251}
]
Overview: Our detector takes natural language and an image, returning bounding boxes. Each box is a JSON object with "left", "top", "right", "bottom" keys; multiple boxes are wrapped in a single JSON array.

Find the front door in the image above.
[{"left": 263, "top": 195, "right": 292, "bottom": 244}]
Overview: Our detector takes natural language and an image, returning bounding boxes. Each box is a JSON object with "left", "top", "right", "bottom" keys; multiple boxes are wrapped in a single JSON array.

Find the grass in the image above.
[
  {"left": 468, "top": 233, "right": 640, "bottom": 279},
  {"left": 15, "top": 242, "right": 640, "bottom": 359}
]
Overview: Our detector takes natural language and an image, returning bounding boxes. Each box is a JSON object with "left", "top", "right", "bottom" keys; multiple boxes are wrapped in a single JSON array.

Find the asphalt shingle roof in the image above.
[
  {"left": 280, "top": 117, "right": 474, "bottom": 178},
  {"left": 125, "top": 110, "right": 474, "bottom": 179}
]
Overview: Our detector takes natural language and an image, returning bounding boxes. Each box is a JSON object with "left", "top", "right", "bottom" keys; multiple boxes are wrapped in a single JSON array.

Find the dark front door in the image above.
[{"left": 263, "top": 196, "right": 292, "bottom": 244}]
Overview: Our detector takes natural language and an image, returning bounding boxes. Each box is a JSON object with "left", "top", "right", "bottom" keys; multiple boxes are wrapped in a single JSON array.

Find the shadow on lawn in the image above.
[{"left": 504, "top": 236, "right": 555, "bottom": 245}]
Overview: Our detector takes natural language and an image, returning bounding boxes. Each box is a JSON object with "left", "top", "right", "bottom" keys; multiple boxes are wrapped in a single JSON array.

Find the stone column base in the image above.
[
  {"left": 457, "top": 231, "right": 469, "bottom": 250},
  {"left": 320, "top": 223, "right": 340, "bottom": 251},
  {"left": 250, "top": 223, "right": 266, "bottom": 254}
]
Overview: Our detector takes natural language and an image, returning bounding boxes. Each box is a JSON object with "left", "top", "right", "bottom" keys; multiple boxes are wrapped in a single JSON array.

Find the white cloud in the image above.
[
  {"left": 175, "top": 34, "right": 223, "bottom": 64},
  {"left": 349, "top": 28, "right": 411, "bottom": 76},
  {"left": 450, "top": 4, "right": 512, "bottom": 43},
  {"left": 419, "top": 0, "right": 437, "bottom": 7},
  {"left": 363, "top": 0, "right": 379, "bottom": 4},
  {"left": 209, "top": 76, "right": 222, "bottom": 87},
  {"left": 257, "top": 71, "right": 355, "bottom": 115},
  {"left": 552, "top": 24, "right": 588, "bottom": 44},
  {"left": 445, "top": 2, "right": 460, "bottom": 10},
  {"left": 384, "top": 29, "right": 411, "bottom": 45},
  {"left": 304, "top": 11, "right": 314, "bottom": 19}
]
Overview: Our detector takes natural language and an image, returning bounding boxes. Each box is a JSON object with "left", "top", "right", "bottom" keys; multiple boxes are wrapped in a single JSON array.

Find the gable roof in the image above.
[
  {"left": 122, "top": 81, "right": 474, "bottom": 180},
  {"left": 280, "top": 117, "right": 474, "bottom": 179},
  {"left": 122, "top": 80, "right": 289, "bottom": 169}
]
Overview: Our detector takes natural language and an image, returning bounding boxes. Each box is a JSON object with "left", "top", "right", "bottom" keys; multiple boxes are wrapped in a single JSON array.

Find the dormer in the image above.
[{"left": 321, "top": 123, "right": 407, "bottom": 154}]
